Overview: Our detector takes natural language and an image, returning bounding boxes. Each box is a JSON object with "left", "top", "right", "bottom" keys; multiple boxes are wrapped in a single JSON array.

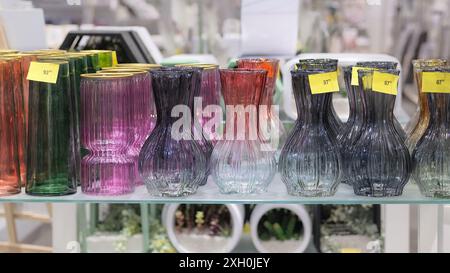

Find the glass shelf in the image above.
[{"left": 1, "top": 175, "right": 450, "bottom": 204}]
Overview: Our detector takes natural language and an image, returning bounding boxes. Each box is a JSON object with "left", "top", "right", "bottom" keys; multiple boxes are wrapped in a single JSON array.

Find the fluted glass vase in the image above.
[
  {"left": 0, "top": 56, "right": 26, "bottom": 185},
  {"left": 211, "top": 69, "right": 276, "bottom": 194},
  {"left": 297, "top": 59, "right": 343, "bottom": 141},
  {"left": 337, "top": 66, "right": 365, "bottom": 185},
  {"left": 279, "top": 67, "right": 341, "bottom": 197},
  {"left": 356, "top": 61, "right": 406, "bottom": 141},
  {"left": 406, "top": 59, "right": 448, "bottom": 154},
  {"left": 236, "top": 58, "right": 286, "bottom": 157},
  {"left": 139, "top": 69, "right": 207, "bottom": 197},
  {"left": 413, "top": 68, "right": 450, "bottom": 198},
  {"left": 26, "top": 61, "right": 78, "bottom": 196},
  {"left": 0, "top": 60, "right": 21, "bottom": 195},
  {"left": 80, "top": 73, "right": 135, "bottom": 195},
  {"left": 350, "top": 70, "right": 411, "bottom": 197},
  {"left": 97, "top": 69, "right": 156, "bottom": 187}
]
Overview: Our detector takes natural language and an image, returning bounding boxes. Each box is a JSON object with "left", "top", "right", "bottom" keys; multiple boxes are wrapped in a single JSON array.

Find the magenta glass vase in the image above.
[
  {"left": 80, "top": 73, "right": 135, "bottom": 195},
  {"left": 127, "top": 71, "right": 155, "bottom": 186}
]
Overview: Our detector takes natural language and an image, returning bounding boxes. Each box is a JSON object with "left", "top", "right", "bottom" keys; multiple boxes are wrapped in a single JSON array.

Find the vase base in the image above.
[
  {"left": 287, "top": 190, "right": 337, "bottom": 198},
  {"left": 26, "top": 182, "right": 76, "bottom": 196},
  {"left": 354, "top": 186, "right": 403, "bottom": 197},
  {"left": 0, "top": 186, "right": 21, "bottom": 197}
]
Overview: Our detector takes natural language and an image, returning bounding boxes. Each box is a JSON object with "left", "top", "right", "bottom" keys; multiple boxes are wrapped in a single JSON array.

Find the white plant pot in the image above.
[
  {"left": 162, "top": 204, "right": 244, "bottom": 253},
  {"left": 250, "top": 204, "right": 312, "bottom": 253}
]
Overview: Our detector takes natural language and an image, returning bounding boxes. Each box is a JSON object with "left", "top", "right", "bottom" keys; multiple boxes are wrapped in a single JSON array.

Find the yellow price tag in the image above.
[
  {"left": 422, "top": 72, "right": 450, "bottom": 93},
  {"left": 351, "top": 67, "right": 378, "bottom": 86},
  {"left": 26, "top": 62, "right": 60, "bottom": 84},
  {"left": 308, "top": 71, "right": 340, "bottom": 94},
  {"left": 372, "top": 71, "right": 399, "bottom": 96},
  {"left": 112, "top": 51, "right": 118, "bottom": 66}
]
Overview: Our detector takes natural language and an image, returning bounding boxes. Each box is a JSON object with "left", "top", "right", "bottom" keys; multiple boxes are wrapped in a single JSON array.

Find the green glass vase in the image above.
[{"left": 26, "top": 60, "right": 78, "bottom": 196}]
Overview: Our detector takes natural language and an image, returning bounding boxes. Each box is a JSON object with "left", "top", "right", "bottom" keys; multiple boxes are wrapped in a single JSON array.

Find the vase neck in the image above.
[
  {"left": 363, "top": 91, "right": 396, "bottom": 126},
  {"left": 428, "top": 94, "right": 450, "bottom": 127},
  {"left": 152, "top": 71, "right": 195, "bottom": 125},
  {"left": 293, "top": 73, "right": 328, "bottom": 126}
]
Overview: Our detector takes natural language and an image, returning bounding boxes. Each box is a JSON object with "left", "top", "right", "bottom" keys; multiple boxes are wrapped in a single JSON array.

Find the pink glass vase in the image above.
[{"left": 80, "top": 73, "right": 135, "bottom": 195}]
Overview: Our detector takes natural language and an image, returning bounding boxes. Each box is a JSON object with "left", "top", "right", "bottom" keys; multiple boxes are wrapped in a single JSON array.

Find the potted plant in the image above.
[
  {"left": 250, "top": 204, "right": 312, "bottom": 253},
  {"left": 162, "top": 204, "right": 244, "bottom": 253}
]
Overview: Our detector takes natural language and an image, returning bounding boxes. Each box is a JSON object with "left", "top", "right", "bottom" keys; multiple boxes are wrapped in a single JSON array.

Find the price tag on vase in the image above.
[
  {"left": 26, "top": 62, "right": 60, "bottom": 84},
  {"left": 351, "top": 66, "right": 377, "bottom": 86},
  {"left": 372, "top": 71, "right": 399, "bottom": 96},
  {"left": 308, "top": 71, "right": 340, "bottom": 94},
  {"left": 422, "top": 72, "right": 450, "bottom": 93}
]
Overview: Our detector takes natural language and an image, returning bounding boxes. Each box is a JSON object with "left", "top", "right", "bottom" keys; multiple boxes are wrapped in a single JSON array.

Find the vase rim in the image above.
[
  {"left": 220, "top": 68, "right": 267, "bottom": 75},
  {"left": 97, "top": 69, "right": 148, "bottom": 75},
  {"left": 81, "top": 73, "right": 134, "bottom": 79}
]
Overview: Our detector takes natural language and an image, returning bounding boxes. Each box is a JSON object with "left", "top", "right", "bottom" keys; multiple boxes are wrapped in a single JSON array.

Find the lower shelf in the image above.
[{"left": 1, "top": 175, "right": 449, "bottom": 204}]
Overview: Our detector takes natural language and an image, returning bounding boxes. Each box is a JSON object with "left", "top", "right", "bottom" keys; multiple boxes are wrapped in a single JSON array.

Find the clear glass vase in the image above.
[
  {"left": 406, "top": 59, "right": 448, "bottom": 154},
  {"left": 412, "top": 68, "right": 450, "bottom": 198},
  {"left": 350, "top": 69, "right": 411, "bottom": 197},
  {"left": 80, "top": 73, "right": 135, "bottom": 196},
  {"left": 0, "top": 59, "right": 21, "bottom": 196},
  {"left": 236, "top": 58, "right": 286, "bottom": 158},
  {"left": 139, "top": 68, "right": 207, "bottom": 197},
  {"left": 279, "top": 65, "right": 341, "bottom": 197},
  {"left": 211, "top": 69, "right": 276, "bottom": 194}
]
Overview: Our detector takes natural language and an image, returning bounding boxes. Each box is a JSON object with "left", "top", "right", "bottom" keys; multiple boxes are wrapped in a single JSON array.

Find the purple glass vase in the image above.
[
  {"left": 97, "top": 69, "right": 156, "bottom": 186},
  {"left": 138, "top": 68, "right": 207, "bottom": 197},
  {"left": 80, "top": 73, "right": 135, "bottom": 195}
]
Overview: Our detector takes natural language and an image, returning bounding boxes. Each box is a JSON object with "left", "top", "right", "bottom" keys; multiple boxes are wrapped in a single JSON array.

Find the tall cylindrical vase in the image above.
[
  {"left": 80, "top": 73, "right": 135, "bottom": 195},
  {"left": 26, "top": 61, "right": 78, "bottom": 196},
  {"left": 0, "top": 60, "right": 21, "bottom": 196}
]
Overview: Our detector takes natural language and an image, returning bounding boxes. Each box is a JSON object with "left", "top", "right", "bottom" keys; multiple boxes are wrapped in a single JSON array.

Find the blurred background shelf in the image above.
[{"left": 1, "top": 175, "right": 449, "bottom": 205}]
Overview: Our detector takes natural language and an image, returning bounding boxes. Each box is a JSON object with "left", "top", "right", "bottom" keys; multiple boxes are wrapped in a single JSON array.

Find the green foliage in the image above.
[{"left": 257, "top": 209, "right": 303, "bottom": 242}]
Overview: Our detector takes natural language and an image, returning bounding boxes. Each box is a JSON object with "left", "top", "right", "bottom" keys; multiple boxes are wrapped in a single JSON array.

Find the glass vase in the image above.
[
  {"left": 412, "top": 68, "right": 450, "bottom": 198},
  {"left": 138, "top": 68, "right": 207, "bottom": 197},
  {"left": 80, "top": 73, "right": 135, "bottom": 195},
  {"left": 26, "top": 61, "right": 78, "bottom": 196},
  {"left": 98, "top": 69, "right": 157, "bottom": 187},
  {"left": 337, "top": 66, "right": 365, "bottom": 185},
  {"left": 356, "top": 61, "right": 406, "bottom": 141},
  {"left": 406, "top": 59, "right": 448, "bottom": 154},
  {"left": 350, "top": 69, "right": 411, "bottom": 197},
  {"left": 297, "top": 59, "right": 343, "bottom": 141},
  {"left": 236, "top": 58, "right": 286, "bottom": 157},
  {"left": 0, "top": 57, "right": 26, "bottom": 186},
  {"left": 211, "top": 69, "right": 276, "bottom": 194},
  {"left": 279, "top": 66, "right": 341, "bottom": 197},
  {"left": 0, "top": 60, "right": 21, "bottom": 196},
  {"left": 176, "top": 64, "right": 222, "bottom": 144}
]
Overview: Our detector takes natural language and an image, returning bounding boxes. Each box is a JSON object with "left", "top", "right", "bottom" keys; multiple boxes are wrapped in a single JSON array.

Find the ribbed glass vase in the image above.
[
  {"left": 211, "top": 69, "right": 276, "bottom": 194},
  {"left": 406, "top": 59, "right": 448, "bottom": 154},
  {"left": 80, "top": 73, "right": 135, "bottom": 195},
  {"left": 350, "top": 69, "right": 411, "bottom": 197},
  {"left": 236, "top": 58, "right": 286, "bottom": 158},
  {"left": 412, "top": 68, "right": 450, "bottom": 198},
  {"left": 0, "top": 60, "right": 21, "bottom": 196},
  {"left": 139, "top": 68, "right": 207, "bottom": 197},
  {"left": 26, "top": 61, "right": 78, "bottom": 196},
  {"left": 279, "top": 66, "right": 341, "bottom": 197}
]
